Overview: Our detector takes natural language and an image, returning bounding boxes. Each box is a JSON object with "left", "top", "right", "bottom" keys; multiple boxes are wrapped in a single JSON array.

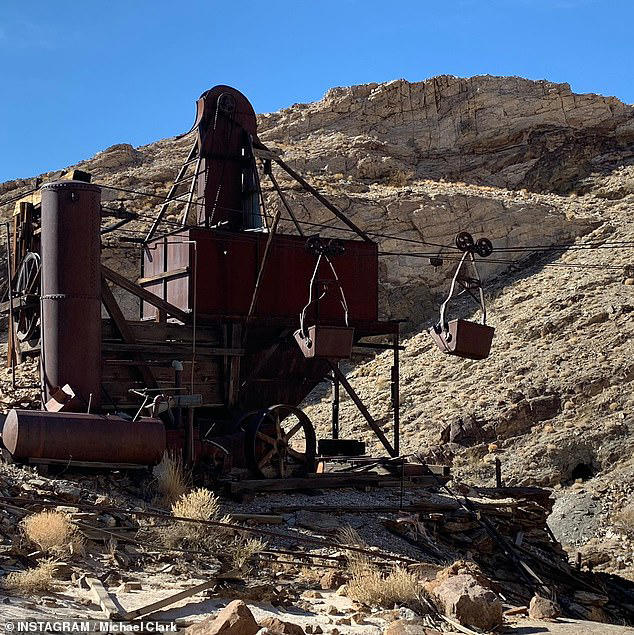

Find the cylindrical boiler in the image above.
[
  {"left": 3, "top": 410, "right": 166, "bottom": 465},
  {"left": 41, "top": 180, "right": 102, "bottom": 408}
]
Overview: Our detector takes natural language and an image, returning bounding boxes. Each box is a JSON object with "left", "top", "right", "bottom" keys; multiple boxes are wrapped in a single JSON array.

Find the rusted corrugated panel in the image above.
[
  {"left": 3, "top": 410, "right": 166, "bottom": 465},
  {"left": 41, "top": 180, "right": 102, "bottom": 407}
]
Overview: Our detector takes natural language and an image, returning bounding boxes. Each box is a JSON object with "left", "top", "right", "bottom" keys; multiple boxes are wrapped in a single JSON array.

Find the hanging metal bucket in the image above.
[
  {"left": 294, "top": 325, "right": 355, "bottom": 359},
  {"left": 429, "top": 319, "right": 495, "bottom": 360}
]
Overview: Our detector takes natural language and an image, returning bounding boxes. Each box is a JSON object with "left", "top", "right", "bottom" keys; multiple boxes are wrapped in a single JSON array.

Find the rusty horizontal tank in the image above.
[{"left": 3, "top": 410, "right": 166, "bottom": 465}]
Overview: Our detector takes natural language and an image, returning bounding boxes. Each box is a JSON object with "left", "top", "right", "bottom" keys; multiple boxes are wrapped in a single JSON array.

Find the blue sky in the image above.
[{"left": 0, "top": 0, "right": 631, "bottom": 182}]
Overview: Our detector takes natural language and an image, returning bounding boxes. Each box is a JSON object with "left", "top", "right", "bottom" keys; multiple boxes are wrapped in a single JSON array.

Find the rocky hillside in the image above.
[{"left": 1, "top": 75, "right": 633, "bottom": 581}]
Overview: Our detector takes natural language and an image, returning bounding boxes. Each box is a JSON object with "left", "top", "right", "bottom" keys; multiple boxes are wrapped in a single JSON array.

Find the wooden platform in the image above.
[{"left": 223, "top": 471, "right": 449, "bottom": 495}]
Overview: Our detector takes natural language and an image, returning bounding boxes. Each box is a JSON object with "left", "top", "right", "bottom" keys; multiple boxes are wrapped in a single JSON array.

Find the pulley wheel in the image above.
[
  {"left": 14, "top": 252, "right": 41, "bottom": 342},
  {"left": 476, "top": 238, "right": 493, "bottom": 258},
  {"left": 455, "top": 232, "right": 474, "bottom": 252},
  {"left": 242, "top": 404, "right": 316, "bottom": 479}
]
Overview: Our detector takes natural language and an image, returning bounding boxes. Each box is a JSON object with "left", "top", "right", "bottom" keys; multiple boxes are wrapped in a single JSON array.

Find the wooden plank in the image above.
[
  {"left": 137, "top": 266, "right": 189, "bottom": 286},
  {"left": 226, "top": 473, "right": 444, "bottom": 494},
  {"left": 102, "top": 318, "right": 222, "bottom": 344},
  {"left": 102, "top": 264, "right": 190, "bottom": 323},
  {"left": 102, "top": 342, "right": 243, "bottom": 356},
  {"left": 120, "top": 578, "right": 216, "bottom": 621},
  {"left": 228, "top": 324, "right": 242, "bottom": 407},
  {"left": 101, "top": 278, "right": 157, "bottom": 389},
  {"left": 86, "top": 575, "right": 120, "bottom": 619}
]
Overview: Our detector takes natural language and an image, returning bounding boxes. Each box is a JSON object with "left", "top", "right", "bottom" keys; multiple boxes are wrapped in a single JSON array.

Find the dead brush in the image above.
[
  {"left": 3, "top": 559, "right": 58, "bottom": 594},
  {"left": 21, "top": 510, "right": 84, "bottom": 555},
  {"left": 337, "top": 526, "right": 423, "bottom": 610},
  {"left": 385, "top": 169, "right": 414, "bottom": 188},
  {"left": 152, "top": 451, "right": 189, "bottom": 505},
  {"left": 616, "top": 503, "right": 634, "bottom": 533},
  {"left": 228, "top": 537, "right": 267, "bottom": 573},
  {"left": 162, "top": 487, "right": 231, "bottom": 549}
]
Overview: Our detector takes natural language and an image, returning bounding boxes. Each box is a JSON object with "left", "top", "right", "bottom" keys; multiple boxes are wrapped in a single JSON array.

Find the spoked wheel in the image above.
[
  {"left": 14, "top": 252, "right": 41, "bottom": 343},
  {"left": 243, "top": 404, "right": 316, "bottom": 479}
]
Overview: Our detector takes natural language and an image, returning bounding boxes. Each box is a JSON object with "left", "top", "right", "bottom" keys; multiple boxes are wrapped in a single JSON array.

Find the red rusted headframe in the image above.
[{"left": 193, "top": 85, "right": 260, "bottom": 230}]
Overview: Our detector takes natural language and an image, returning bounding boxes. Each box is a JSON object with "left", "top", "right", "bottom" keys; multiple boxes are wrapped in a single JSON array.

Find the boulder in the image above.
[
  {"left": 528, "top": 595, "right": 560, "bottom": 620},
  {"left": 258, "top": 617, "right": 304, "bottom": 635},
  {"left": 428, "top": 574, "right": 503, "bottom": 630},
  {"left": 295, "top": 511, "right": 340, "bottom": 533},
  {"left": 185, "top": 601, "right": 259, "bottom": 635},
  {"left": 319, "top": 570, "right": 347, "bottom": 590}
]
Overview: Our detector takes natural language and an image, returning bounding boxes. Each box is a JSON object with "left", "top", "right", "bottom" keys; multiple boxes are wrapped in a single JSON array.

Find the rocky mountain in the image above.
[{"left": 1, "top": 75, "right": 633, "bottom": 581}]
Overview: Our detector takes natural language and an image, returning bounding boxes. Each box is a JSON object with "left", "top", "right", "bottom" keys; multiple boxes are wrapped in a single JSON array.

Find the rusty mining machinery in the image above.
[{"left": 0, "top": 85, "right": 494, "bottom": 481}]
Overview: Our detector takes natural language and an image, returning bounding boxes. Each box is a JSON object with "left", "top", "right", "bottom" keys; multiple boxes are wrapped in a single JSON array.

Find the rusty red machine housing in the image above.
[
  {"left": 1, "top": 84, "right": 403, "bottom": 476},
  {"left": 141, "top": 230, "right": 378, "bottom": 322}
]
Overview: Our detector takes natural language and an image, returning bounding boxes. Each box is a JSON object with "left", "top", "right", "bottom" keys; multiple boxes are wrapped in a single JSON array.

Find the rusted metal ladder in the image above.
[{"left": 145, "top": 140, "right": 202, "bottom": 242}]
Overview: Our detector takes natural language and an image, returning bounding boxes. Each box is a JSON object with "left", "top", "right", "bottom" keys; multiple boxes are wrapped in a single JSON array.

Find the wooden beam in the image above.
[
  {"left": 227, "top": 324, "right": 242, "bottom": 406},
  {"left": 329, "top": 362, "right": 396, "bottom": 457},
  {"left": 102, "top": 264, "right": 190, "bottom": 323},
  {"left": 102, "top": 342, "right": 243, "bottom": 356},
  {"left": 101, "top": 277, "right": 157, "bottom": 389},
  {"left": 226, "top": 473, "right": 443, "bottom": 495},
  {"left": 137, "top": 266, "right": 189, "bottom": 286},
  {"left": 86, "top": 575, "right": 120, "bottom": 619},
  {"left": 120, "top": 579, "right": 216, "bottom": 621},
  {"left": 240, "top": 330, "right": 291, "bottom": 390}
]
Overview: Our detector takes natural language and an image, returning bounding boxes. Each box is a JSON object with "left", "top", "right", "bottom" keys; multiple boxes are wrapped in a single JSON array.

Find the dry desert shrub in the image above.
[
  {"left": 163, "top": 487, "right": 231, "bottom": 548},
  {"left": 153, "top": 451, "right": 189, "bottom": 505},
  {"left": 165, "top": 488, "right": 264, "bottom": 572},
  {"left": 3, "top": 559, "right": 58, "bottom": 594},
  {"left": 228, "top": 536, "right": 266, "bottom": 573},
  {"left": 616, "top": 503, "right": 634, "bottom": 532},
  {"left": 21, "top": 511, "right": 84, "bottom": 555},
  {"left": 386, "top": 169, "right": 413, "bottom": 187},
  {"left": 337, "top": 526, "right": 422, "bottom": 609}
]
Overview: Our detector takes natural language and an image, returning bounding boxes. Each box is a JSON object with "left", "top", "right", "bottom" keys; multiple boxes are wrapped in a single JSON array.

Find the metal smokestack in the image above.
[{"left": 41, "top": 180, "right": 102, "bottom": 409}]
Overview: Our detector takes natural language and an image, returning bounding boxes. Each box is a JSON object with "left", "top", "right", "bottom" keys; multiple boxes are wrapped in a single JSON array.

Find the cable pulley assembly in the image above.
[
  {"left": 294, "top": 236, "right": 354, "bottom": 359},
  {"left": 429, "top": 232, "right": 495, "bottom": 360}
]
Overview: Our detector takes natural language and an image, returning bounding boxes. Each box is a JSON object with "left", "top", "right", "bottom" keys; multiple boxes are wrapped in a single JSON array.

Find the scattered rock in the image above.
[
  {"left": 302, "top": 590, "right": 323, "bottom": 599},
  {"left": 428, "top": 574, "right": 503, "bottom": 630},
  {"left": 295, "top": 511, "right": 340, "bottom": 534},
  {"left": 384, "top": 621, "right": 438, "bottom": 635},
  {"left": 185, "top": 600, "right": 259, "bottom": 635},
  {"left": 320, "top": 570, "right": 346, "bottom": 590},
  {"left": 528, "top": 594, "right": 560, "bottom": 620},
  {"left": 258, "top": 617, "right": 304, "bottom": 635}
]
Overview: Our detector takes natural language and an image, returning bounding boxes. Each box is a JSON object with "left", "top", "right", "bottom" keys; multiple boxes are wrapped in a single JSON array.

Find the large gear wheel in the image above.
[{"left": 242, "top": 404, "right": 316, "bottom": 478}]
